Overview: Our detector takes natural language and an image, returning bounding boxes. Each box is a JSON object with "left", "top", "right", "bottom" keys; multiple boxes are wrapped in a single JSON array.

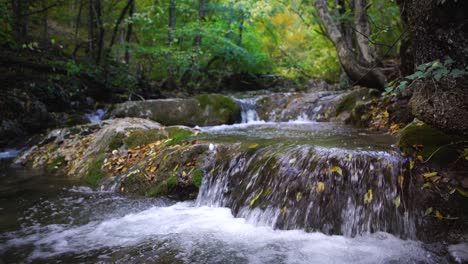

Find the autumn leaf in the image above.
[
  {"left": 364, "top": 189, "right": 373, "bottom": 204},
  {"left": 331, "top": 166, "right": 343, "bottom": 175},
  {"left": 423, "top": 172, "right": 437, "bottom": 178},
  {"left": 296, "top": 192, "right": 303, "bottom": 202},
  {"left": 417, "top": 155, "right": 424, "bottom": 162},
  {"left": 316, "top": 182, "right": 325, "bottom": 193},
  {"left": 250, "top": 190, "right": 263, "bottom": 207},
  {"left": 435, "top": 210, "right": 443, "bottom": 220},
  {"left": 248, "top": 143, "right": 260, "bottom": 149},
  {"left": 421, "top": 182, "right": 432, "bottom": 189},
  {"left": 394, "top": 195, "right": 401, "bottom": 208},
  {"left": 424, "top": 207, "right": 433, "bottom": 216},
  {"left": 409, "top": 161, "right": 415, "bottom": 170}
]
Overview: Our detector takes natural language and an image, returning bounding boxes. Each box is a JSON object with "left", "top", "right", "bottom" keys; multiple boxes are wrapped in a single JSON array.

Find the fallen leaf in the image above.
[
  {"left": 248, "top": 143, "right": 260, "bottom": 149},
  {"left": 421, "top": 182, "right": 433, "bottom": 189},
  {"left": 417, "top": 155, "right": 424, "bottom": 162},
  {"left": 435, "top": 210, "right": 443, "bottom": 220},
  {"left": 296, "top": 192, "right": 303, "bottom": 202},
  {"left": 316, "top": 182, "right": 325, "bottom": 193},
  {"left": 331, "top": 166, "right": 343, "bottom": 176},
  {"left": 424, "top": 207, "right": 433, "bottom": 216},
  {"left": 423, "top": 172, "right": 438, "bottom": 178},
  {"left": 410, "top": 161, "right": 415, "bottom": 170},
  {"left": 394, "top": 195, "right": 401, "bottom": 208},
  {"left": 364, "top": 189, "right": 373, "bottom": 204}
]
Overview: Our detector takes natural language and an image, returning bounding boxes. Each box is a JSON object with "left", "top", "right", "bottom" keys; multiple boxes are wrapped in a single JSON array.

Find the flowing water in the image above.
[{"left": 0, "top": 97, "right": 450, "bottom": 263}]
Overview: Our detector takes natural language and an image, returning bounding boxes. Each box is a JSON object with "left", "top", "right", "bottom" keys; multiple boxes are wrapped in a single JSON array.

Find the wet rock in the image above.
[
  {"left": 448, "top": 243, "right": 468, "bottom": 264},
  {"left": 108, "top": 94, "right": 241, "bottom": 126},
  {"left": 397, "top": 119, "right": 462, "bottom": 165}
]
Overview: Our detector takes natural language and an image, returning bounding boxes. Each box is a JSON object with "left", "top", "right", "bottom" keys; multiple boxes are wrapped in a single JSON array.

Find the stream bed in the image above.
[{"left": 0, "top": 120, "right": 451, "bottom": 263}]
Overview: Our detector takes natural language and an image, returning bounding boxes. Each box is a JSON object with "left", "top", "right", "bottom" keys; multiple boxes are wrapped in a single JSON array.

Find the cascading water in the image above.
[
  {"left": 236, "top": 98, "right": 263, "bottom": 123},
  {"left": 196, "top": 143, "right": 416, "bottom": 239},
  {"left": 85, "top": 109, "right": 107, "bottom": 124}
]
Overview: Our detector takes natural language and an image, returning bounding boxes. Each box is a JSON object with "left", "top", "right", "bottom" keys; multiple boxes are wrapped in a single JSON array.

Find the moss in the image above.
[
  {"left": 123, "top": 129, "right": 165, "bottom": 149},
  {"left": 195, "top": 94, "right": 241, "bottom": 122},
  {"left": 147, "top": 182, "right": 168, "bottom": 197},
  {"left": 46, "top": 156, "right": 66, "bottom": 173},
  {"left": 166, "top": 130, "right": 194, "bottom": 146},
  {"left": 85, "top": 154, "right": 106, "bottom": 188},
  {"left": 167, "top": 175, "right": 178, "bottom": 189},
  {"left": 398, "top": 121, "right": 459, "bottom": 164},
  {"left": 192, "top": 168, "right": 204, "bottom": 188},
  {"left": 108, "top": 133, "right": 125, "bottom": 150},
  {"left": 336, "top": 94, "right": 357, "bottom": 115}
]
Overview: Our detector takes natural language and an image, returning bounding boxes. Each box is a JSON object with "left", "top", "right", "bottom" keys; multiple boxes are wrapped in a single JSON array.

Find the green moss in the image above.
[
  {"left": 85, "top": 154, "right": 106, "bottom": 188},
  {"left": 167, "top": 175, "right": 178, "bottom": 189},
  {"left": 166, "top": 129, "right": 194, "bottom": 146},
  {"left": 196, "top": 94, "right": 241, "bottom": 122},
  {"left": 192, "top": 168, "right": 204, "bottom": 188},
  {"left": 398, "top": 121, "right": 459, "bottom": 164},
  {"left": 46, "top": 156, "right": 66, "bottom": 173},
  {"left": 108, "top": 133, "right": 125, "bottom": 150},
  {"left": 336, "top": 94, "right": 357, "bottom": 115},
  {"left": 147, "top": 182, "right": 168, "bottom": 197},
  {"left": 123, "top": 129, "right": 165, "bottom": 149}
]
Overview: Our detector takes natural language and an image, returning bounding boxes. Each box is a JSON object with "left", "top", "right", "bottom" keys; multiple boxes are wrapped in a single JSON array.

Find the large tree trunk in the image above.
[
  {"left": 354, "top": 0, "right": 378, "bottom": 64},
  {"left": 397, "top": 0, "right": 468, "bottom": 135},
  {"left": 314, "top": 0, "right": 386, "bottom": 89}
]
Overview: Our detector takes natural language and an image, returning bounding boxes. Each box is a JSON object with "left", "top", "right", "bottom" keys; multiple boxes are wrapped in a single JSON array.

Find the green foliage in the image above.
[
  {"left": 386, "top": 57, "right": 468, "bottom": 94},
  {"left": 108, "top": 133, "right": 125, "bottom": 150},
  {"left": 166, "top": 130, "right": 194, "bottom": 146}
]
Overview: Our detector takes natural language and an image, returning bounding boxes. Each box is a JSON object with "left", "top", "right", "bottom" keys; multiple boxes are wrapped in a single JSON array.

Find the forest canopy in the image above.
[{"left": 0, "top": 0, "right": 403, "bottom": 92}]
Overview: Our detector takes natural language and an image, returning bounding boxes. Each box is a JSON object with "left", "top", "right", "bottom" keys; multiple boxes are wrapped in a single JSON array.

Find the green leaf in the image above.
[
  {"left": 416, "top": 62, "right": 431, "bottom": 71},
  {"left": 406, "top": 71, "right": 425, "bottom": 80},
  {"left": 248, "top": 143, "right": 259, "bottom": 149},
  {"left": 444, "top": 57, "right": 454, "bottom": 66},
  {"left": 450, "top": 69, "right": 468, "bottom": 78},
  {"left": 421, "top": 182, "right": 433, "bottom": 189},
  {"left": 397, "top": 81, "right": 408, "bottom": 91}
]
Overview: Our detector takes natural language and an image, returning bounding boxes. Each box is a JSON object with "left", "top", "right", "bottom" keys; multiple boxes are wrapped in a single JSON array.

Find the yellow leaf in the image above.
[
  {"left": 248, "top": 143, "right": 260, "bottom": 149},
  {"left": 316, "top": 182, "right": 325, "bottom": 193},
  {"left": 398, "top": 176, "right": 404, "bottom": 189},
  {"left": 120, "top": 186, "right": 125, "bottom": 192},
  {"left": 331, "top": 166, "right": 343, "bottom": 176},
  {"left": 456, "top": 188, "right": 468, "bottom": 197},
  {"left": 150, "top": 166, "right": 157, "bottom": 173},
  {"left": 281, "top": 206, "right": 287, "bottom": 216},
  {"left": 410, "top": 161, "right": 415, "bottom": 170},
  {"left": 394, "top": 195, "right": 401, "bottom": 208},
  {"left": 364, "top": 189, "right": 373, "bottom": 204},
  {"left": 423, "top": 172, "right": 438, "bottom": 178},
  {"left": 182, "top": 171, "right": 187, "bottom": 177},
  {"left": 424, "top": 207, "right": 433, "bottom": 216},
  {"left": 250, "top": 190, "right": 263, "bottom": 207},
  {"left": 421, "top": 182, "right": 433, "bottom": 189},
  {"left": 435, "top": 210, "right": 443, "bottom": 220},
  {"left": 383, "top": 110, "right": 389, "bottom": 117},
  {"left": 296, "top": 192, "right": 302, "bottom": 202},
  {"left": 417, "top": 155, "right": 424, "bottom": 162}
]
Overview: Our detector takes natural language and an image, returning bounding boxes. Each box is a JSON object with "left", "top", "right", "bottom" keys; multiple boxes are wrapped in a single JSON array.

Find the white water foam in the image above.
[
  {"left": 85, "top": 109, "right": 106, "bottom": 124},
  {"left": 0, "top": 148, "right": 22, "bottom": 159},
  {"left": 1, "top": 202, "right": 437, "bottom": 263}
]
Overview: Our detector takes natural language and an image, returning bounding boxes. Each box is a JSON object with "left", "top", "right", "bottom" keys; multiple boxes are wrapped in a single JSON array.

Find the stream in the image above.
[{"left": 0, "top": 97, "right": 453, "bottom": 263}]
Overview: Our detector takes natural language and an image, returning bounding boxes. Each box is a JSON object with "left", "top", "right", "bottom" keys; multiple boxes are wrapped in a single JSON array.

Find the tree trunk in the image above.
[
  {"left": 125, "top": 0, "right": 134, "bottom": 63},
  {"left": 11, "top": 0, "right": 28, "bottom": 43},
  {"left": 314, "top": 0, "right": 386, "bottom": 89},
  {"left": 397, "top": 0, "right": 468, "bottom": 135},
  {"left": 354, "top": 0, "right": 378, "bottom": 64},
  {"left": 168, "top": 0, "right": 176, "bottom": 43}
]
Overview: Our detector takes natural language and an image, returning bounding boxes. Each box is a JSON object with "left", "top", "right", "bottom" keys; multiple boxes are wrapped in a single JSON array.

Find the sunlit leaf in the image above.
[
  {"left": 331, "top": 166, "right": 343, "bottom": 176},
  {"left": 394, "top": 195, "right": 401, "bottom": 208},
  {"left": 316, "top": 182, "right": 325, "bottom": 193},
  {"left": 364, "top": 189, "right": 373, "bottom": 204},
  {"left": 423, "top": 172, "right": 438, "bottom": 178},
  {"left": 296, "top": 192, "right": 303, "bottom": 202},
  {"left": 435, "top": 210, "right": 443, "bottom": 220},
  {"left": 248, "top": 143, "right": 260, "bottom": 149},
  {"left": 424, "top": 207, "right": 433, "bottom": 216}
]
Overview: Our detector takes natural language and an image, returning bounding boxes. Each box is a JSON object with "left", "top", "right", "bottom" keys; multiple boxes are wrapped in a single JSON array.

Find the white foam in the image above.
[
  {"left": 0, "top": 148, "right": 22, "bottom": 159},
  {"left": 2, "top": 202, "right": 436, "bottom": 263}
]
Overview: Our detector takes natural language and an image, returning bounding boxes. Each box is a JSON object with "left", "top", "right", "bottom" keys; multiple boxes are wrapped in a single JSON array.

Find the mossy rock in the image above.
[
  {"left": 110, "top": 94, "right": 241, "bottom": 126},
  {"left": 85, "top": 154, "right": 107, "bottom": 188},
  {"left": 398, "top": 120, "right": 460, "bottom": 165},
  {"left": 123, "top": 129, "right": 166, "bottom": 149}
]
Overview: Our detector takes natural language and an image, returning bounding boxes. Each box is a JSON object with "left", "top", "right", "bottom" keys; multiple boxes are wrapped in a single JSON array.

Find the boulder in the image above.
[{"left": 108, "top": 94, "right": 241, "bottom": 126}]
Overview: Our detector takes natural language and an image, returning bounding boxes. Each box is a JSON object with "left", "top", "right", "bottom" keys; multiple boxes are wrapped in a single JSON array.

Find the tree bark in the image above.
[
  {"left": 397, "top": 0, "right": 468, "bottom": 135},
  {"left": 11, "top": 0, "right": 28, "bottom": 42},
  {"left": 125, "top": 0, "right": 134, "bottom": 63},
  {"left": 314, "top": 0, "right": 386, "bottom": 89},
  {"left": 354, "top": 0, "right": 378, "bottom": 64}
]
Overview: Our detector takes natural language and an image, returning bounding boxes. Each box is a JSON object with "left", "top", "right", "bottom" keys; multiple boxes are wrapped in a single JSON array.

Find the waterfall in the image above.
[
  {"left": 196, "top": 144, "right": 417, "bottom": 239},
  {"left": 85, "top": 109, "right": 106, "bottom": 124},
  {"left": 235, "top": 98, "right": 262, "bottom": 123}
]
